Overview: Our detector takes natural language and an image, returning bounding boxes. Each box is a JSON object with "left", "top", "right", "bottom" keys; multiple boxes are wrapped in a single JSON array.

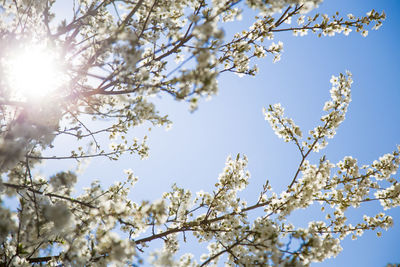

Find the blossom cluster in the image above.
[{"left": 0, "top": 0, "right": 397, "bottom": 266}]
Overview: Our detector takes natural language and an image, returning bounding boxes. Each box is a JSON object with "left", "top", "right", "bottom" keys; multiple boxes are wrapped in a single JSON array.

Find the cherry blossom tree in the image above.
[{"left": 0, "top": 0, "right": 398, "bottom": 266}]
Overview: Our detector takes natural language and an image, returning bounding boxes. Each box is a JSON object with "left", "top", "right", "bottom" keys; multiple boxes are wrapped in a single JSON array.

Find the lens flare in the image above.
[{"left": 4, "top": 44, "right": 64, "bottom": 101}]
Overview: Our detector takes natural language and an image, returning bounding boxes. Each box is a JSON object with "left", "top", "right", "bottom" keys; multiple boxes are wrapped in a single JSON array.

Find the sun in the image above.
[{"left": 4, "top": 44, "right": 64, "bottom": 101}]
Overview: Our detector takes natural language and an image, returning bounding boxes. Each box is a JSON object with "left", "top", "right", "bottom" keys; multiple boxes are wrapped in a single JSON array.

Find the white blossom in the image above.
[{"left": 0, "top": 1, "right": 395, "bottom": 266}]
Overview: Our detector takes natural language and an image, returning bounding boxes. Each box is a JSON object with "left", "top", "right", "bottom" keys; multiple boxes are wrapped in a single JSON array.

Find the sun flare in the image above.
[{"left": 4, "top": 44, "right": 64, "bottom": 101}]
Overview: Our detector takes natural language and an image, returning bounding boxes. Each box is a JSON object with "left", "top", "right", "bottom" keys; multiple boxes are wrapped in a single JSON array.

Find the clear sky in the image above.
[{"left": 40, "top": 0, "right": 400, "bottom": 266}]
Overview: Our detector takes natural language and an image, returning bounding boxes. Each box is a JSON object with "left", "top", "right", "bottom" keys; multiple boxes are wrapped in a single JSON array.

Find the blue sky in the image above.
[{"left": 40, "top": 0, "right": 400, "bottom": 266}]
